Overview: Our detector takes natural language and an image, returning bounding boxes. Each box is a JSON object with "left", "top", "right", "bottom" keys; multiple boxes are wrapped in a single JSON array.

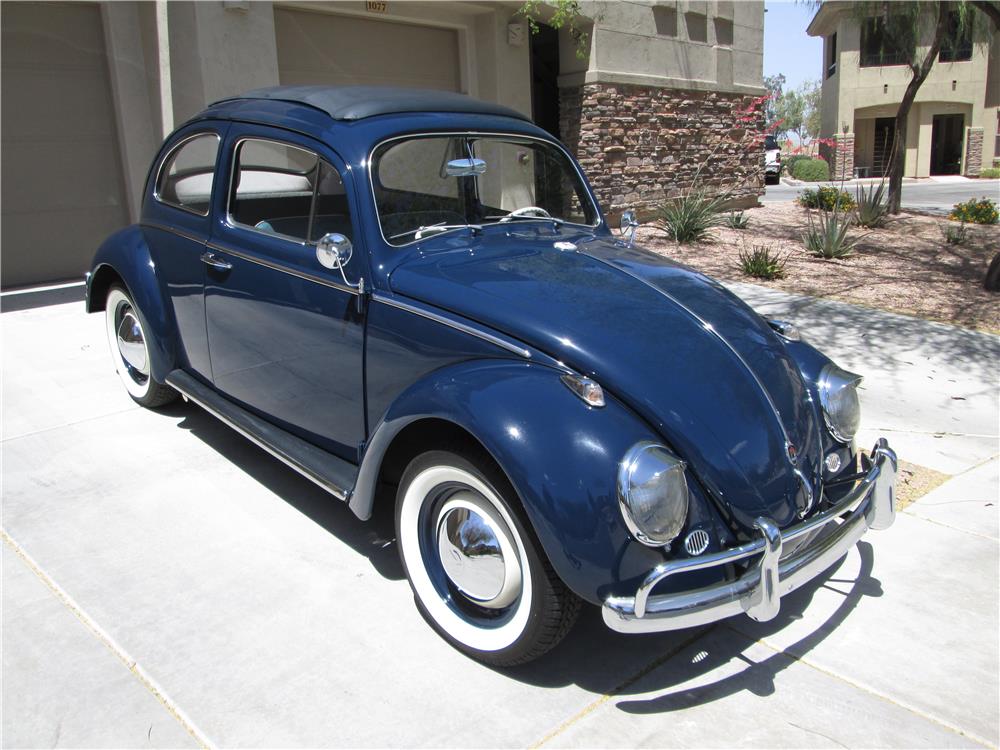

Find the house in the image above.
[
  {"left": 807, "top": 1, "right": 999, "bottom": 179},
  {"left": 1, "top": 0, "right": 765, "bottom": 289}
]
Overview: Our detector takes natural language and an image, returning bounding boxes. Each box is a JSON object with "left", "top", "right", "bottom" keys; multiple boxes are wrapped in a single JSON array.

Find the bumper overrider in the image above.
[{"left": 603, "top": 438, "right": 897, "bottom": 634}]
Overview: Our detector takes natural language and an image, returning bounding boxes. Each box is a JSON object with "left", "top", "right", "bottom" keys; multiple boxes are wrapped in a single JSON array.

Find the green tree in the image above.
[
  {"left": 802, "top": 81, "right": 822, "bottom": 144},
  {"left": 763, "top": 73, "right": 786, "bottom": 132},
  {"left": 772, "top": 81, "right": 820, "bottom": 145},
  {"left": 518, "top": 0, "right": 590, "bottom": 59},
  {"left": 844, "top": 1, "right": 1000, "bottom": 213}
]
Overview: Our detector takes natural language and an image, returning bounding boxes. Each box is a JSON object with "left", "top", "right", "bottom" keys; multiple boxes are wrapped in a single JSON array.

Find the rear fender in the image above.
[{"left": 86, "top": 226, "right": 177, "bottom": 383}]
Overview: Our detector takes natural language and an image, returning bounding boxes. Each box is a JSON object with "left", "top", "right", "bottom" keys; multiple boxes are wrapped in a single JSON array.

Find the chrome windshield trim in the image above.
[
  {"left": 372, "top": 293, "right": 532, "bottom": 359},
  {"left": 366, "top": 131, "right": 602, "bottom": 249}
]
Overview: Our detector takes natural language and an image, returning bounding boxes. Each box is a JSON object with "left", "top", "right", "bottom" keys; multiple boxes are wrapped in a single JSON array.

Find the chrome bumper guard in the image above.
[{"left": 603, "top": 438, "right": 897, "bottom": 634}]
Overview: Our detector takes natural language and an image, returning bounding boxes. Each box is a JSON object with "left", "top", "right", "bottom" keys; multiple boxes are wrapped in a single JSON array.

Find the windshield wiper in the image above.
[
  {"left": 484, "top": 214, "right": 566, "bottom": 225},
  {"left": 390, "top": 222, "right": 482, "bottom": 241}
]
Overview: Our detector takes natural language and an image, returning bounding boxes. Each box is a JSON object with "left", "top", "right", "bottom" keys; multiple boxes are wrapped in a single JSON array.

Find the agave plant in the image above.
[
  {"left": 656, "top": 190, "right": 727, "bottom": 244},
  {"left": 854, "top": 181, "right": 889, "bottom": 228},
  {"left": 803, "top": 207, "right": 859, "bottom": 259},
  {"left": 737, "top": 243, "right": 787, "bottom": 280}
]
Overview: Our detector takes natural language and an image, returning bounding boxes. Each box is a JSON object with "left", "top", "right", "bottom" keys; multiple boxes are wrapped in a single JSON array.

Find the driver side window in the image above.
[{"left": 229, "top": 138, "right": 352, "bottom": 243}]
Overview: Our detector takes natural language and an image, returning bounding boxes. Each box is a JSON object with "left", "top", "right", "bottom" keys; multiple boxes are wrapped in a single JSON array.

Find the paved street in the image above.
[
  {"left": 2, "top": 287, "right": 998, "bottom": 748},
  {"left": 764, "top": 178, "right": 1000, "bottom": 213}
]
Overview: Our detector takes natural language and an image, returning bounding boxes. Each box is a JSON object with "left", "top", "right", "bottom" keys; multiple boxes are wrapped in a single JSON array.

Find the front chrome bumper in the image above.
[{"left": 602, "top": 438, "right": 897, "bottom": 634}]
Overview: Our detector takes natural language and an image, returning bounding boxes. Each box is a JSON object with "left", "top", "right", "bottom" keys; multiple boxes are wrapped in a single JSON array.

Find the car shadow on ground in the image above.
[
  {"left": 501, "top": 542, "right": 881, "bottom": 713},
  {"left": 166, "top": 397, "right": 882, "bottom": 711},
  {"left": 165, "top": 399, "right": 405, "bottom": 582}
]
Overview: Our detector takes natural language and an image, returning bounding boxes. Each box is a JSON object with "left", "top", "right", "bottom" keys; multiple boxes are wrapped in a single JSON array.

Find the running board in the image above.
[{"left": 166, "top": 370, "right": 357, "bottom": 501}]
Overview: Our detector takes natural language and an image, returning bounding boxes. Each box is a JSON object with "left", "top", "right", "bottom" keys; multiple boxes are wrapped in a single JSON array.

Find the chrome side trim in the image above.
[
  {"left": 141, "top": 221, "right": 204, "bottom": 245},
  {"left": 373, "top": 293, "right": 532, "bottom": 359},
  {"left": 206, "top": 243, "right": 361, "bottom": 296}
]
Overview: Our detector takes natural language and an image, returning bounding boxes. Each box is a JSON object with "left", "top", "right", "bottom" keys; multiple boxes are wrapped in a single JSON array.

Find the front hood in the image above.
[{"left": 388, "top": 231, "right": 823, "bottom": 531}]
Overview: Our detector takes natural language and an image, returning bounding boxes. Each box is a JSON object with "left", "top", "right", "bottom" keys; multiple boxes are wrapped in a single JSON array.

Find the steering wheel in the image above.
[{"left": 500, "top": 206, "right": 552, "bottom": 222}]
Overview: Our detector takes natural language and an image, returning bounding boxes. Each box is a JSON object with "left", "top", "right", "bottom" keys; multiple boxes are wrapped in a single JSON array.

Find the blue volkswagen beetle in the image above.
[{"left": 86, "top": 86, "right": 897, "bottom": 666}]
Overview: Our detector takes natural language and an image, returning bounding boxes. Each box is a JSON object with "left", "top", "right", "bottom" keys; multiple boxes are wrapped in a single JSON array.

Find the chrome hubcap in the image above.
[
  {"left": 436, "top": 492, "right": 521, "bottom": 610},
  {"left": 116, "top": 309, "right": 148, "bottom": 374}
]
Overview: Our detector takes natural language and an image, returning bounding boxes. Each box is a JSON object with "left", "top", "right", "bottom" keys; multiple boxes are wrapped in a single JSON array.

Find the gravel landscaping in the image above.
[{"left": 637, "top": 202, "right": 1000, "bottom": 333}]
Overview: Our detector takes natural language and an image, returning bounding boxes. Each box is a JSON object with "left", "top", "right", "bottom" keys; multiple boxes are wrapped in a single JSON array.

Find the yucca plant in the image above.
[
  {"left": 656, "top": 190, "right": 727, "bottom": 243},
  {"left": 738, "top": 243, "right": 788, "bottom": 280},
  {"left": 941, "top": 221, "right": 968, "bottom": 245},
  {"left": 854, "top": 181, "right": 889, "bottom": 228},
  {"left": 725, "top": 211, "right": 750, "bottom": 229},
  {"left": 803, "top": 207, "right": 859, "bottom": 259}
]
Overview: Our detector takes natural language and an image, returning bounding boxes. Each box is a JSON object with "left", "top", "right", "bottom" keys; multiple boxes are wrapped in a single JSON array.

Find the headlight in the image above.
[
  {"left": 617, "top": 442, "right": 689, "bottom": 546},
  {"left": 818, "top": 364, "right": 862, "bottom": 442}
]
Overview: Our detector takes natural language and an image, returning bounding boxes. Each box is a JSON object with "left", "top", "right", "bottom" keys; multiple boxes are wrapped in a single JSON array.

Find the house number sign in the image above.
[{"left": 366, "top": 1, "right": 387, "bottom": 13}]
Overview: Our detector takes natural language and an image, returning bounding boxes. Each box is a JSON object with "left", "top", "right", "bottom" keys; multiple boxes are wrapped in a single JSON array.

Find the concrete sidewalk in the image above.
[{"left": 2, "top": 288, "right": 998, "bottom": 748}]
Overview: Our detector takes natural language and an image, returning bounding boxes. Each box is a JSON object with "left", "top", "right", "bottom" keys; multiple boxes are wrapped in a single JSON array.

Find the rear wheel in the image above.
[
  {"left": 104, "top": 285, "right": 177, "bottom": 408},
  {"left": 395, "top": 450, "right": 580, "bottom": 666}
]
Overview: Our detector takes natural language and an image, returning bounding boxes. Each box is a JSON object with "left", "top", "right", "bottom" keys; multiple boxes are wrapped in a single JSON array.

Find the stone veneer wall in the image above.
[
  {"left": 558, "top": 82, "right": 765, "bottom": 217},
  {"left": 818, "top": 133, "right": 854, "bottom": 180},
  {"left": 964, "top": 127, "right": 983, "bottom": 176}
]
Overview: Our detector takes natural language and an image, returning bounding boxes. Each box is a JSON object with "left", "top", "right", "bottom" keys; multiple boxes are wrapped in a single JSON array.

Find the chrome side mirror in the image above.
[
  {"left": 316, "top": 232, "right": 352, "bottom": 270},
  {"left": 619, "top": 209, "right": 639, "bottom": 248}
]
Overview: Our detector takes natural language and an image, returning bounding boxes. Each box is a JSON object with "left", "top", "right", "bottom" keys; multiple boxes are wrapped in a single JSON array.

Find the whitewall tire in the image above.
[
  {"left": 395, "top": 449, "right": 580, "bottom": 666},
  {"left": 104, "top": 285, "right": 177, "bottom": 408}
]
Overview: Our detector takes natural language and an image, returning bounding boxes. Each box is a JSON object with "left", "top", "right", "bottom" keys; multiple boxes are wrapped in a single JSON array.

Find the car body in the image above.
[
  {"left": 86, "top": 86, "right": 897, "bottom": 665},
  {"left": 765, "top": 134, "right": 782, "bottom": 184}
]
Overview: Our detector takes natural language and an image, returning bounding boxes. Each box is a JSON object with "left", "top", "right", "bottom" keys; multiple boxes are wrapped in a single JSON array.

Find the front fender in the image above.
[
  {"left": 87, "top": 226, "right": 177, "bottom": 383},
  {"left": 351, "top": 358, "right": 704, "bottom": 604}
]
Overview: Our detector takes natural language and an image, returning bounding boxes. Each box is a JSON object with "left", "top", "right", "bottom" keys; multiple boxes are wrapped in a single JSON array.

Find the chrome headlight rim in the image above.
[
  {"left": 818, "top": 363, "right": 863, "bottom": 443},
  {"left": 617, "top": 441, "right": 690, "bottom": 547}
]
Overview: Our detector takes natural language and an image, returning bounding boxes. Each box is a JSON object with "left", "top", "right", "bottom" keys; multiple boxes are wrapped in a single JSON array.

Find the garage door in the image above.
[
  {"left": 1, "top": 2, "right": 129, "bottom": 289},
  {"left": 275, "top": 8, "right": 461, "bottom": 92}
]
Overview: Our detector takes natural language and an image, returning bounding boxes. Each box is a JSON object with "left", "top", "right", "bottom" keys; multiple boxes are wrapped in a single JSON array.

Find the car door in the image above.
[
  {"left": 142, "top": 126, "right": 228, "bottom": 381},
  {"left": 203, "top": 127, "right": 366, "bottom": 462}
]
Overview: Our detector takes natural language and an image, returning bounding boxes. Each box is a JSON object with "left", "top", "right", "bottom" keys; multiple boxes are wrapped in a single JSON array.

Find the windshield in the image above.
[{"left": 371, "top": 134, "right": 600, "bottom": 246}]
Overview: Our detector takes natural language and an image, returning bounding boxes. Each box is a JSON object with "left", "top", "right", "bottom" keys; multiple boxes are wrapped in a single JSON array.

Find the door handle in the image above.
[{"left": 200, "top": 251, "right": 232, "bottom": 271}]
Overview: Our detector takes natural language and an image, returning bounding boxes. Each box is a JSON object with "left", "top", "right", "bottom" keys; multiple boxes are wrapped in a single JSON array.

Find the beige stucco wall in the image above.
[
  {"left": 812, "top": 7, "right": 998, "bottom": 176},
  {"left": 556, "top": 0, "right": 764, "bottom": 94}
]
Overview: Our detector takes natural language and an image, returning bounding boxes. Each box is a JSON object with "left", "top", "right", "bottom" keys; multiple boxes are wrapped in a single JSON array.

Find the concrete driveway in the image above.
[{"left": 3, "top": 286, "right": 998, "bottom": 748}]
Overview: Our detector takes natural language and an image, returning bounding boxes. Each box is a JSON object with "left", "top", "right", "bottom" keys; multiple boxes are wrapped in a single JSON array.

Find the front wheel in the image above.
[
  {"left": 104, "top": 285, "right": 177, "bottom": 408},
  {"left": 395, "top": 450, "right": 580, "bottom": 666}
]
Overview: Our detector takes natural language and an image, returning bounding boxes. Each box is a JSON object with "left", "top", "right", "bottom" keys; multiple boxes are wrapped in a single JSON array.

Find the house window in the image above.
[
  {"left": 714, "top": 17, "right": 733, "bottom": 47},
  {"left": 860, "top": 17, "right": 910, "bottom": 67},
  {"left": 825, "top": 32, "right": 837, "bottom": 78},
  {"left": 653, "top": 6, "right": 678, "bottom": 37},
  {"left": 939, "top": 10, "right": 973, "bottom": 62},
  {"left": 685, "top": 12, "right": 708, "bottom": 43}
]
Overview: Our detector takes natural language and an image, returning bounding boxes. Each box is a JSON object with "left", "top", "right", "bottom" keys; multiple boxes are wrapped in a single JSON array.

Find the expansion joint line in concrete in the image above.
[
  {"left": 1, "top": 528, "right": 216, "bottom": 750},
  {"left": 741, "top": 626, "right": 996, "bottom": 749},
  {"left": 529, "top": 627, "right": 714, "bottom": 748}
]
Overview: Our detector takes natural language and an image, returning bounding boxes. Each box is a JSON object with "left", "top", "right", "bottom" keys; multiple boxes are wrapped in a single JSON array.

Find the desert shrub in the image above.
[
  {"left": 725, "top": 211, "right": 749, "bottom": 229},
  {"left": 738, "top": 244, "right": 788, "bottom": 280},
  {"left": 803, "top": 209, "right": 858, "bottom": 259},
  {"left": 799, "top": 186, "right": 855, "bottom": 211},
  {"left": 854, "top": 182, "right": 889, "bottom": 228},
  {"left": 949, "top": 197, "right": 998, "bottom": 225},
  {"left": 784, "top": 154, "right": 812, "bottom": 175},
  {"left": 978, "top": 167, "right": 1000, "bottom": 179},
  {"left": 792, "top": 158, "right": 830, "bottom": 182},
  {"left": 656, "top": 190, "right": 727, "bottom": 243},
  {"left": 941, "top": 221, "right": 968, "bottom": 245}
]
